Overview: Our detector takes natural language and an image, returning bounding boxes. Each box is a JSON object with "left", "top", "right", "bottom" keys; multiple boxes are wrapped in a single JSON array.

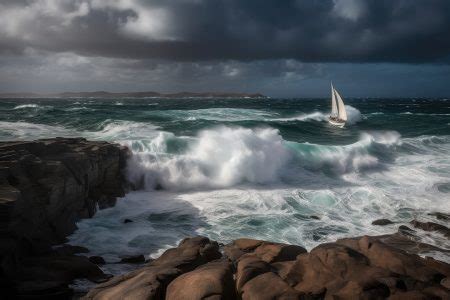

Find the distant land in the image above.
[{"left": 0, "top": 91, "right": 266, "bottom": 98}]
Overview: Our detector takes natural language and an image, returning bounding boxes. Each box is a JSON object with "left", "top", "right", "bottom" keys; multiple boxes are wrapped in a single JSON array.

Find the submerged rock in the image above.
[
  {"left": 411, "top": 220, "right": 450, "bottom": 238},
  {"left": 428, "top": 212, "right": 450, "bottom": 221},
  {"left": 372, "top": 218, "right": 394, "bottom": 226}
]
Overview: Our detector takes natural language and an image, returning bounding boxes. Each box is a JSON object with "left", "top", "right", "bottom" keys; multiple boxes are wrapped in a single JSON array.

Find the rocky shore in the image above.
[
  {"left": 0, "top": 138, "right": 129, "bottom": 298},
  {"left": 1, "top": 138, "right": 449, "bottom": 299},
  {"left": 83, "top": 229, "right": 450, "bottom": 300}
]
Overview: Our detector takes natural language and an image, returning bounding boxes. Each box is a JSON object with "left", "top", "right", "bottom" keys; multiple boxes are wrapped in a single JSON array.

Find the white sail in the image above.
[
  {"left": 331, "top": 83, "right": 338, "bottom": 117},
  {"left": 334, "top": 89, "right": 347, "bottom": 121}
]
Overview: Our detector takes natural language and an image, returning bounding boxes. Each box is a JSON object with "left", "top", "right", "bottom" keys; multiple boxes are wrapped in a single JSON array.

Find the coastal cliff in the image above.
[{"left": 0, "top": 138, "right": 129, "bottom": 298}]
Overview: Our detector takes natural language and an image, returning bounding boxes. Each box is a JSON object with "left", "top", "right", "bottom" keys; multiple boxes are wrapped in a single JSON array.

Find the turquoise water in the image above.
[{"left": 1, "top": 97, "right": 449, "bottom": 269}]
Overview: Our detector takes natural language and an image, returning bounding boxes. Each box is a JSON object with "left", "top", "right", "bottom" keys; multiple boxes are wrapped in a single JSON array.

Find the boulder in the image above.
[
  {"left": 83, "top": 236, "right": 221, "bottom": 300},
  {"left": 166, "top": 261, "right": 235, "bottom": 300}
]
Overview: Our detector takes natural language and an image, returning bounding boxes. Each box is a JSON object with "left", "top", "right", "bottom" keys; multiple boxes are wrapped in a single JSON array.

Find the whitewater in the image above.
[{"left": 1, "top": 97, "right": 449, "bottom": 275}]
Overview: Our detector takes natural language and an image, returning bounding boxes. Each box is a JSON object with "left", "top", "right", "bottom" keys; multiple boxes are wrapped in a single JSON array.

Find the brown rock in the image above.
[
  {"left": 254, "top": 243, "right": 306, "bottom": 263},
  {"left": 388, "top": 290, "right": 429, "bottom": 300},
  {"left": 233, "top": 238, "right": 264, "bottom": 251},
  {"left": 166, "top": 261, "right": 235, "bottom": 300},
  {"left": 83, "top": 236, "right": 221, "bottom": 300},
  {"left": 236, "top": 255, "right": 271, "bottom": 292},
  {"left": 240, "top": 272, "right": 301, "bottom": 300},
  {"left": 338, "top": 235, "right": 446, "bottom": 283}
]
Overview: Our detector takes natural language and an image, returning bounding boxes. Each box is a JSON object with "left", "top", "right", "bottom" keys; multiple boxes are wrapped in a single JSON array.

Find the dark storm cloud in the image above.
[{"left": 1, "top": 0, "right": 450, "bottom": 63}]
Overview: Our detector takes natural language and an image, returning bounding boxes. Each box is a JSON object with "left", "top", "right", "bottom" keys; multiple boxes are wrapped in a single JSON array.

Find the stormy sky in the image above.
[{"left": 1, "top": 0, "right": 450, "bottom": 97}]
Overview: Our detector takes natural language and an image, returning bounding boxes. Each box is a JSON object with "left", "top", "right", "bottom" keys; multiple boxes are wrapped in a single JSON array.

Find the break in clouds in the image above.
[{"left": 1, "top": 0, "right": 450, "bottom": 96}]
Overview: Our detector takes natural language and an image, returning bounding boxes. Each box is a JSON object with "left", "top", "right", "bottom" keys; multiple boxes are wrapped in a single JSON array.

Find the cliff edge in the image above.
[{"left": 0, "top": 138, "right": 129, "bottom": 298}]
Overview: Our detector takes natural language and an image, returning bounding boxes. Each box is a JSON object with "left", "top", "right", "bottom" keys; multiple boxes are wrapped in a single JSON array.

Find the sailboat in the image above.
[{"left": 329, "top": 83, "right": 347, "bottom": 127}]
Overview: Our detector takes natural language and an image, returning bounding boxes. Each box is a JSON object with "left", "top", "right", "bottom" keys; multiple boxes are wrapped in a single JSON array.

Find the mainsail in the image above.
[{"left": 334, "top": 89, "right": 347, "bottom": 121}]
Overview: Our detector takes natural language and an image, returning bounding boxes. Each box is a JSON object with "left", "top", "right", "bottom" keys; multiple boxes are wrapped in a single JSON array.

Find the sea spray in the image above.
[
  {"left": 125, "top": 126, "right": 401, "bottom": 190},
  {"left": 126, "top": 126, "right": 292, "bottom": 190}
]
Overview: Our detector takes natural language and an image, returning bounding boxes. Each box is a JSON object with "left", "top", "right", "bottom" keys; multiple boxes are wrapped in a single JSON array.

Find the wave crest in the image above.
[{"left": 126, "top": 126, "right": 400, "bottom": 191}]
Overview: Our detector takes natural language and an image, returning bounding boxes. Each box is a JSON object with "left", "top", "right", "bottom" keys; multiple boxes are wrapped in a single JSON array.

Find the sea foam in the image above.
[{"left": 125, "top": 125, "right": 399, "bottom": 191}]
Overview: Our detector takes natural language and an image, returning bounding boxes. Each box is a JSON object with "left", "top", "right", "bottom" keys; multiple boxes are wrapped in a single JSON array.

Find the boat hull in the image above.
[{"left": 328, "top": 117, "right": 345, "bottom": 127}]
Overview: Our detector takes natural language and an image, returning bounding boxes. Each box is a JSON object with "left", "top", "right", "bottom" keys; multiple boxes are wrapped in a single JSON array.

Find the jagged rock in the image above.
[
  {"left": 123, "top": 218, "right": 133, "bottom": 223},
  {"left": 166, "top": 261, "right": 235, "bottom": 300},
  {"left": 83, "top": 236, "right": 221, "bottom": 300},
  {"left": 372, "top": 218, "right": 394, "bottom": 226},
  {"left": 120, "top": 254, "right": 145, "bottom": 264}
]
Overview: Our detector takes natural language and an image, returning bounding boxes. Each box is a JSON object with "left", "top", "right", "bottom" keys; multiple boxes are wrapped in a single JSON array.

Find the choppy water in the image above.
[{"left": 1, "top": 97, "right": 449, "bottom": 271}]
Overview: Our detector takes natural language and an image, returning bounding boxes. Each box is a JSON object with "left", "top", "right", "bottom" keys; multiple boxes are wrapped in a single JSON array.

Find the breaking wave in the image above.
[{"left": 126, "top": 126, "right": 400, "bottom": 191}]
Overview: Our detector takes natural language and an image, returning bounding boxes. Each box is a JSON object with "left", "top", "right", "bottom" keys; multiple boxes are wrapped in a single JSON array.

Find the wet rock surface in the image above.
[
  {"left": 372, "top": 218, "right": 394, "bottom": 226},
  {"left": 0, "top": 138, "right": 129, "bottom": 298},
  {"left": 83, "top": 233, "right": 450, "bottom": 300}
]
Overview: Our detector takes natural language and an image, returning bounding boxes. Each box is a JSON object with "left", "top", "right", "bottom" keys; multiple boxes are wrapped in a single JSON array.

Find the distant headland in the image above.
[{"left": 0, "top": 91, "right": 267, "bottom": 98}]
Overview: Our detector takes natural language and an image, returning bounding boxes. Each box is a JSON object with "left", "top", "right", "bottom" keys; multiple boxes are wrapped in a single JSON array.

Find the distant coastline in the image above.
[{"left": 0, "top": 91, "right": 266, "bottom": 99}]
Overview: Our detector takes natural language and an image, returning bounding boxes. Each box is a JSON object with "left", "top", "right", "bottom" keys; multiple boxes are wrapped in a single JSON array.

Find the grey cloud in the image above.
[{"left": 1, "top": 0, "right": 450, "bottom": 63}]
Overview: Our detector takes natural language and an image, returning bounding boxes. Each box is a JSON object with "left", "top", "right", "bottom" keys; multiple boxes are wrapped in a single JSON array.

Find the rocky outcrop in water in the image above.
[
  {"left": 0, "top": 138, "right": 129, "bottom": 298},
  {"left": 84, "top": 232, "right": 450, "bottom": 300}
]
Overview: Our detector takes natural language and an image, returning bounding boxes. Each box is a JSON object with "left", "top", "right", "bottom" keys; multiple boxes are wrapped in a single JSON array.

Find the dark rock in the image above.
[
  {"left": 410, "top": 220, "right": 450, "bottom": 238},
  {"left": 53, "top": 244, "right": 89, "bottom": 256},
  {"left": 123, "top": 218, "right": 133, "bottom": 223},
  {"left": 398, "top": 225, "right": 416, "bottom": 236},
  {"left": 0, "top": 138, "right": 129, "bottom": 298},
  {"left": 89, "top": 256, "right": 106, "bottom": 265},
  {"left": 83, "top": 236, "right": 221, "bottom": 299},
  {"left": 309, "top": 215, "right": 320, "bottom": 220},
  {"left": 166, "top": 261, "right": 235, "bottom": 300},
  {"left": 15, "top": 280, "right": 73, "bottom": 299},
  {"left": 372, "top": 218, "right": 394, "bottom": 226},
  {"left": 120, "top": 254, "right": 145, "bottom": 264},
  {"left": 428, "top": 212, "right": 450, "bottom": 221}
]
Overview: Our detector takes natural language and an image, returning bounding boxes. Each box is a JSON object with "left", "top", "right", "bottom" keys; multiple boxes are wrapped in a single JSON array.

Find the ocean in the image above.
[{"left": 1, "top": 97, "right": 449, "bottom": 278}]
